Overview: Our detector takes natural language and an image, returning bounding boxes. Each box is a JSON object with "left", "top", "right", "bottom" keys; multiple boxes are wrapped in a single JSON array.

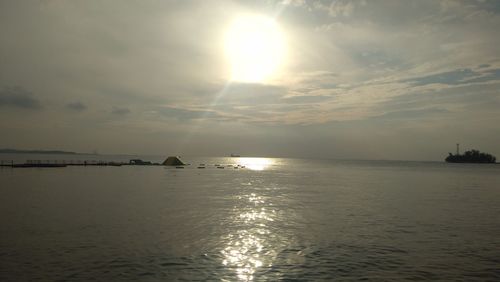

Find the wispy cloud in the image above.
[
  {"left": 403, "top": 68, "right": 500, "bottom": 86},
  {"left": 0, "top": 86, "right": 41, "bottom": 110},
  {"left": 66, "top": 101, "right": 87, "bottom": 111},
  {"left": 111, "top": 107, "right": 131, "bottom": 115},
  {"left": 156, "top": 106, "right": 222, "bottom": 121}
]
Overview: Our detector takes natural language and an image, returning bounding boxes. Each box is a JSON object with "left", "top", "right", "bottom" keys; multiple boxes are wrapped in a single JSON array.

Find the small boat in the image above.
[{"left": 230, "top": 154, "right": 240, "bottom": 157}]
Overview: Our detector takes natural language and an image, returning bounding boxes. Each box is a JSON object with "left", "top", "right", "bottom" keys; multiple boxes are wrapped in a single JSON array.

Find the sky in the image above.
[{"left": 0, "top": 0, "right": 499, "bottom": 160}]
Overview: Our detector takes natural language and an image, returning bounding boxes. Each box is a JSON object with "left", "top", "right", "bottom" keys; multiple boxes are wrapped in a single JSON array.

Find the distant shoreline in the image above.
[{"left": 0, "top": 149, "right": 91, "bottom": 155}]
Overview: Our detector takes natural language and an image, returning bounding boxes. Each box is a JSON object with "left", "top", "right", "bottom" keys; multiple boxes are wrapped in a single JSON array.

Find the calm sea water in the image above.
[{"left": 1, "top": 155, "right": 499, "bottom": 281}]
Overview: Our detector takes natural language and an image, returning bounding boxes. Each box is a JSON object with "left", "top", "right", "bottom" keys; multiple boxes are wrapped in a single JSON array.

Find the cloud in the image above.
[
  {"left": 465, "top": 68, "right": 500, "bottom": 84},
  {"left": 281, "top": 95, "right": 331, "bottom": 104},
  {"left": 403, "top": 68, "right": 500, "bottom": 86},
  {"left": 156, "top": 106, "right": 221, "bottom": 121},
  {"left": 375, "top": 108, "right": 450, "bottom": 120},
  {"left": 280, "top": 0, "right": 305, "bottom": 7},
  {"left": 66, "top": 101, "right": 87, "bottom": 111},
  {"left": 111, "top": 107, "right": 131, "bottom": 115},
  {"left": 216, "top": 83, "right": 287, "bottom": 105},
  {"left": 404, "top": 69, "right": 477, "bottom": 86},
  {"left": 327, "top": 0, "right": 358, "bottom": 17},
  {"left": 0, "top": 86, "right": 41, "bottom": 109}
]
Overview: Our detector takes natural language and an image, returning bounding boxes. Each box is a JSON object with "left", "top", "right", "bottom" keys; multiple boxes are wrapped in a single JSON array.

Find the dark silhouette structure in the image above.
[
  {"left": 162, "top": 156, "right": 185, "bottom": 166},
  {"left": 129, "top": 159, "right": 153, "bottom": 165},
  {"left": 445, "top": 149, "right": 496, "bottom": 163}
]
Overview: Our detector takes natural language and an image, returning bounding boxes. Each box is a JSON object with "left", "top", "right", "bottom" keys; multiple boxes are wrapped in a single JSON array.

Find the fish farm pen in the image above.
[{"left": 0, "top": 159, "right": 246, "bottom": 169}]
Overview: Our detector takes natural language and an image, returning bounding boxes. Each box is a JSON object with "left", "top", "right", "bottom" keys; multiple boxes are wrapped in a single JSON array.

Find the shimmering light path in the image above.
[{"left": 221, "top": 191, "right": 277, "bottom": 280}]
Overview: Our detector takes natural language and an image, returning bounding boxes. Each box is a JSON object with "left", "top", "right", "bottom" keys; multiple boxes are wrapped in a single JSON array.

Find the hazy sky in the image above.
[{"left": 1, "top": 0, "right": 499, "bottom": 160}]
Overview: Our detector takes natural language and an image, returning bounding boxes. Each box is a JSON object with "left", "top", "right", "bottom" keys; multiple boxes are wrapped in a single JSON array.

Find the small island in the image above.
[{"left": 446, "top": 145, "right": 496, "bottom": 163}]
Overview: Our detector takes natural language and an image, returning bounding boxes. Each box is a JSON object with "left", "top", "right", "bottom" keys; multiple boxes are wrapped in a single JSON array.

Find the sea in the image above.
[{"left": 1, "top": 154, "right": 499, "bottom": 281}]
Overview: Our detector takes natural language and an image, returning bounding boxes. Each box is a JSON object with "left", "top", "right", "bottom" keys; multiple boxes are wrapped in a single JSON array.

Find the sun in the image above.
[{"left": 224, "top": 15, "right": 286, "bottom": 83}]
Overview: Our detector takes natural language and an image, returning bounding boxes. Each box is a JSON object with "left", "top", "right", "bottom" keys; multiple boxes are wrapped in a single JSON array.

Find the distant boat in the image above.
[
  {"left": 445, "top": 147, "right": 496, "bottom": 163},
  {"left": 230, "top": 154, "right": 240, "bottom": 157}
]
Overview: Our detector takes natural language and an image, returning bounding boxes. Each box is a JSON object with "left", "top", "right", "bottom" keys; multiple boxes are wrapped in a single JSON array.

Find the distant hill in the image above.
[{"left": 0, "top": 149, "right": 82, "bottom": 155}]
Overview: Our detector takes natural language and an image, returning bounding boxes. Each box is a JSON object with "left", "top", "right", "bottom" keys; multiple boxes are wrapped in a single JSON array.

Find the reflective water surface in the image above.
[{"left": 1, "top": 157, "right": 499, "bottom": 280}]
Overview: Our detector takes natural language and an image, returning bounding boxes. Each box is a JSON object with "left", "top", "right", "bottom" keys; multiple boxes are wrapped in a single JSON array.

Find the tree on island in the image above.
[{"left": 446, "top": 149, "right": 496, "bottom": 163}]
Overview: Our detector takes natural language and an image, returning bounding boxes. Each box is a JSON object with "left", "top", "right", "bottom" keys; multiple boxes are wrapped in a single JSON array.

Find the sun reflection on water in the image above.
[
  {"left": 221, "top": 191, "right": 277, "bottom": 281},
  {"left": 237, "top": 158, "right": 273, "bottom": 171},
  {"left": 221, "top": 229, "right": 265, "bottom": 280}
]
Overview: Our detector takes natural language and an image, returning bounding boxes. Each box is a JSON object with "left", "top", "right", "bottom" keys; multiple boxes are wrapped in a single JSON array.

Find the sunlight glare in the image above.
[
  {"left": 225, "top": 15, "right": 285, "bottom": 83},
  {"left": 237, "top": 158, "right": 273, "bottom": 171}
]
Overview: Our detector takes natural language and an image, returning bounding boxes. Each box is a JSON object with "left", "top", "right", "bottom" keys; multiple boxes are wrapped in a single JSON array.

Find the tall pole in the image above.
[{"left": 456, "top": 143, "right": 460, "bottom": 155}]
